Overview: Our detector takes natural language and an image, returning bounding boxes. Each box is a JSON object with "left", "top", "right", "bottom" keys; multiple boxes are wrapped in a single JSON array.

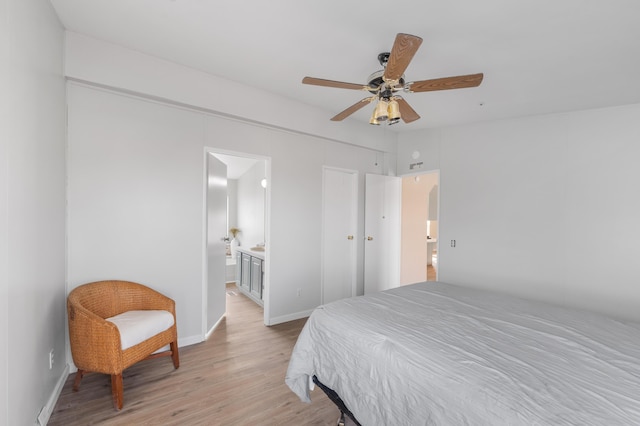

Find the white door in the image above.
[
  {"left": 322, "top": 168, "right": 357, "bottom": 304},
  {"left": 364, "top": 173, "right": 401, "bottom": 294},
  {"left": 206, "top": 153, "right": 227, "bottom": 332}
]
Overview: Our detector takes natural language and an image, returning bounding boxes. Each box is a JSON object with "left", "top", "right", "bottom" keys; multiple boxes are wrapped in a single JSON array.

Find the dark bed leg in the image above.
[{"left": 313, "top": 375, "right": 362, "bottom": 426}]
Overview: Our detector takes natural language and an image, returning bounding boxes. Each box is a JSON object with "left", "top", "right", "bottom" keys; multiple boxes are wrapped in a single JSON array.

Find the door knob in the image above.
[
  {"left": 367, "top": 236, "right": 373, "bottom": 241},
  {"left": 347, "top": 235, "right": 354, "bottom": 240}
]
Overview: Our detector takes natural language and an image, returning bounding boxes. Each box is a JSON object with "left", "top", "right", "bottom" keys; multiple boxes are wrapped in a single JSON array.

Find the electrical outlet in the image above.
[
  {"left": 450, "top": 239, "right": 456, "bottom": 248},
  {"left": 49, "top": 349, "right": 54, "bottom": 369},
  {"left": 296, "top": 288, "right": 301, "bottom": 297}
]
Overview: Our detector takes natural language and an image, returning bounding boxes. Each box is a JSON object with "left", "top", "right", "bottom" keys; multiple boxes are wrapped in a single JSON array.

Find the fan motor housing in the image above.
[{"left": 367, "top": 70, "right": 405, "bottom": 96}]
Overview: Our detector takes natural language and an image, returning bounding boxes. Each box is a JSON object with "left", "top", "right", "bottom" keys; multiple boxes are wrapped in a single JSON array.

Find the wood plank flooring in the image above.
[
  {"left": 49, "top": 285, "right": 342, "bottom": 425},
  {"left": 426, "top": 264, "right": 436, "bottom": 281}
]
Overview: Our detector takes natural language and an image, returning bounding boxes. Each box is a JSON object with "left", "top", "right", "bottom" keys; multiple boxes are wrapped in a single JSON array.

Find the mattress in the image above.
[{"left": 285, "top": 282, "right": 640, "bottom": 425}]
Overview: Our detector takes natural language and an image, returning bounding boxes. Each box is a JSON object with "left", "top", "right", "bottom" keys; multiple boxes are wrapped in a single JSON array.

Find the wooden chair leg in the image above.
[
  {"left": 72, "top": 369, "right": 85, "bottom": 392},
  {"left": 170, "top": 341, "right": 180, "bottom": 369},
  {"left": 111, "top": 373, "right": 124, "bottom": 410}
]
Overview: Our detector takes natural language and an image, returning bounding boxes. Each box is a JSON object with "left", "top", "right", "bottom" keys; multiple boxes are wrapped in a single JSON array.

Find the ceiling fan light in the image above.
[
  {"left": 369, "top": 108, "right": 380, "bottom": 125},
  {"left": 374, "top": 99, "right": 389, "bottom": 121},
  {"left": 388, "top": 99, "right": 401, "bottom": 123}
]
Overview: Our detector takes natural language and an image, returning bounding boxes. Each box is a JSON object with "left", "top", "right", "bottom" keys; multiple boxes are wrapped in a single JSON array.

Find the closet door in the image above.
[{"left": 321, "top": 167, "right": 357, "bottom": 304}]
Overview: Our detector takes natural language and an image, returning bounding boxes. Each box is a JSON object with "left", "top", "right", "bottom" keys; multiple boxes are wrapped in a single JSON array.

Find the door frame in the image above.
[
  {"left": 321, "top": 166, "right": 358, "bottom": 304},
  {"left": 398, "top": 169, "right": 440, "bottom": 283},
  {"left": 203, "top": 147, "right": 271, "bottom": 333}
]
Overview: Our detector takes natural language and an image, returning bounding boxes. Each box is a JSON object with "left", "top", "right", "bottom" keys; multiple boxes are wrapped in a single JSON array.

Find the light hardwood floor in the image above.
[
  {"left": 49, "top": 285, "right": 342, "bottom": 425},
  {"left": 426, "top": 249, "right": 437, "bottom": 281},
  {"left": 426, "top": 264, "right": 436, "bottom": 281}
]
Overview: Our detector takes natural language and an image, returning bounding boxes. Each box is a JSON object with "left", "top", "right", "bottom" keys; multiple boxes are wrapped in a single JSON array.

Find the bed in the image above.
[{"left": 285, "top": 282, "right": 640, "bottom": 425}]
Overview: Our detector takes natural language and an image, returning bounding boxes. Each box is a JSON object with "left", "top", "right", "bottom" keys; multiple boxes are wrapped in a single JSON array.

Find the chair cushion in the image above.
[{"left": 106, "top": 310, "right": 174, "bottom": 350}]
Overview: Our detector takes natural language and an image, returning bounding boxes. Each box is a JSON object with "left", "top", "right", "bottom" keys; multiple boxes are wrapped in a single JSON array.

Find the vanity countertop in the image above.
[{"left": 237, "top": 247, "right": 266, "bottom": 260}]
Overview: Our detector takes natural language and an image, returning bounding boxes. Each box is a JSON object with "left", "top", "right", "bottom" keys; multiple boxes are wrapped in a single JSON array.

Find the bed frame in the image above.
[{"left": 312, "top": 375, "right": 362, "bottom": 426}]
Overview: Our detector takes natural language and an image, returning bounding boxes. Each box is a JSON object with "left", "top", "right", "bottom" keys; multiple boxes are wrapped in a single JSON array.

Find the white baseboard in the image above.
[
  {"left": 267, "top": 309, "right": 313, "bottom": 326},
  {"left": 179, "top": 333, "right": 205, "bottom": 348},
  {"left": 205, "top": 314, "right": 226, "bottom": 340},
  {"left": 37, "top": 364, "right": 70, "bottom": 426}
]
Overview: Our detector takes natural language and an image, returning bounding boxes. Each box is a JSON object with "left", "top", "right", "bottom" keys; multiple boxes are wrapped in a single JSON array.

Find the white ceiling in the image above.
[{"left": 49, "top": 0, "right": 640, "bottom": 132}]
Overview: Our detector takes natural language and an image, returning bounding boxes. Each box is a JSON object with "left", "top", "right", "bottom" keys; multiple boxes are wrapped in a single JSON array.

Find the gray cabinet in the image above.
[
  {"left": 235, "top": 249, "right": 264, "bottom": 306},
  {"left": 250, "top": 256, "right": 263, "bottom": 299},
  {"left": 240, "top": 253, "right": 251, "bottom": 291}
]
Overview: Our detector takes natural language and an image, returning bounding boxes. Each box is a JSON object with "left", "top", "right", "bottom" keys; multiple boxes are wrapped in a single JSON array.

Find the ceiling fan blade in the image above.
[
  {"left": 407, "top": 73, "right": 484, "bottom": 93},
  {"left": 330, "top": 97, "right": 375, "bottom": 121},
  {"left": 395, "top": 97, "right": 420, "bottom": 123},
  {"left": 384, "top": 33, "right": 423, "bottom": 82},
  {"left": 303, "top": 77, "right": 368, "bottom": 91}
]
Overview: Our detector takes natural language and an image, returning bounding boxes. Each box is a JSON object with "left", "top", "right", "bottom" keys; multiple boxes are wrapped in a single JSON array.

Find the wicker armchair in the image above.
[{"left": 67, "top": 280, "right": 180, "bottom": 409}]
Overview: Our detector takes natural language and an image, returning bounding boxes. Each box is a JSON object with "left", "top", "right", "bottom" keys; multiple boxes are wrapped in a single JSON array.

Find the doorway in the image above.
[
  {"left": 206, "top": 149, "right": 270, "bottom": 331},
  {"left": 400, "top": 171, "right": 439, "bottom": 285}
]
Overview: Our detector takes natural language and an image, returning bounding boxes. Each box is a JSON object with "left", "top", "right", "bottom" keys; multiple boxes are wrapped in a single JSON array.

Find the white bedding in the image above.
[{"left": 285, "top": 282, "right": 640, "bottom": 425}]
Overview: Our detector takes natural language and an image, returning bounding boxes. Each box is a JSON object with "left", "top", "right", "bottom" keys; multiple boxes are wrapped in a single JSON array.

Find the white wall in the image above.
[
  {"left": 227, "top": 179, "right": 238, "bottom": 232},
  {"left": 66, "top": 82, "right": 385, "bottom": 338},
  {"left": 64, "top": 31, "right": 396, "bottom": 154},
  {"left": 64, "top": 33, "right": 394, "bottom": 338},
  {"left": 398, "top": 104, "right": 640, "bottom": 321},
  {"left": 1, "top": 2, "right": 8, "bottom": 421},
  {"left": 67, "top": 85, "right": 206, "bottom": 343},
  {"left": 237, "top": 161, "right": 266, "bottom": 248},
  {"left": 2, "top": 0, "right": 67, "bottom": 424}
]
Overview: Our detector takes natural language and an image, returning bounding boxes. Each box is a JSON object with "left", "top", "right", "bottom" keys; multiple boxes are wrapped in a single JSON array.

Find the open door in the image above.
[
  {"left": 206, "top": 153, "right": 227, "bottom": 333},
  {"left": 364, "top": 173, "right": 401, "bottom": 294}
]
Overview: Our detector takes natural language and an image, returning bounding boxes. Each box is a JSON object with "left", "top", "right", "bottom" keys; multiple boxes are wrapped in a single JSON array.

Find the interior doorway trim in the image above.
[
  {"left": 203, "top": 146, "right": 271, "bottom": 330},
  {"left": 398, "top": 169, "right": 440, "bottom": 284}
]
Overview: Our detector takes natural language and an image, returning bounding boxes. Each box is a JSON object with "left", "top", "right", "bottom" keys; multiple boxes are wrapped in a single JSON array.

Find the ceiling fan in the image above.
[{"left": 302, "top": 33, "right": 483, "bottom": 125}]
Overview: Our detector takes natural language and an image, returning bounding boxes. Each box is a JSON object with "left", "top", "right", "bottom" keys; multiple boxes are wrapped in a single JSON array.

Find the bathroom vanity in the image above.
[{"left": 235, "top": 247, "right": 265, "bottom": 306}]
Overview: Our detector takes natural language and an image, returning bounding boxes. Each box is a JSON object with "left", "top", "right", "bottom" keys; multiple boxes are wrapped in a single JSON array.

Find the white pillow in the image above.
[{"left": 106, "top": 310, "right": 174, "bottom": 350}]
